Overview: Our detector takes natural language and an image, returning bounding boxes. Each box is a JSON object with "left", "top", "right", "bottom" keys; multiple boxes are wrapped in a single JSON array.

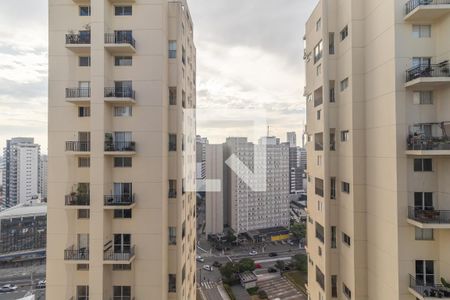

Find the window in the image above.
[
  {"left": 315, "top": 222, "right": 324, "bottom": 243},
  {"left": 114, "top": 30, "right": 132, "bottom": 43},
  {"left": 413, "top": 91, "right": 433, "bottom": 105},
  {"left": 79, "top": 30, "right": 91, "bottom": 43},
  {"left": 114, "top": 209, "right": 132, "bottom": 219},
  {"left": 330, "top": 177, "right": 336, "bottom": 199},
  {"left": 331, "top": 226, "right": 337, "bottom": 248},
  {"left": 412, "top": 25, "right": 431, "bottom": 38},
  {"left": 340, "top": 78, "right": 349, "bottom": 91},
  {"left": 317, "top": 109, "right": 321, "bottom": 120},
  {"left": 182, "top": 221, "right": 186, "bottom": 239},
  {"left": 115, "top": 5, "right": 132, "bottom": 16},
  {"left": 78, "top": 106, "right": 90, "bottom": 117},
  {"left": 314, "top": 87, "right": 323, "bottom": 107},
  {"left": 77, "top": 286, "right": 89, "bottom": 300},
  {"left": 169, "top": 41, "right": 177, "bottom": 58},
  {"left": 414, "top": 158, "right": 432, "bottom": 172},
  {"left": 329, "top": 32, "right": 335, "bottom": 54},
  {"left": 114, "top": 157, "right": 132, "bottom": 167},
  {"left": 182, "top": 90, "right": 186, "bottom": 108},
  {"left": 77, "top": 264, "right": 89, "bottom": 271},
  {"left": 343, "top": 283, "right": 351, "bottom": 299},
  {"left": 113, "top": 80, "right": 133, "bottom": 98},
  {"left": 169, "top": 227, "right": 176, "bottom": 245},
  {"left": 182, "top": 264, "right": 186, "bottom": 282},
  {"left": 342, "top": 233, "right": 351, "bottom": 246},
  {"left": 78, "top": 209, "right": 90, "bottom": 219},
  {"left": 316, "top": 64, "right": 322, "bottom": 76},
  {"left": 79, "top": 6, "right": 91, "bottom": 16},
  {"left": 113, "top": 286, "right": 131, "bottom": 300},
  {"left": 329, "top": 81, "right": 335, "bottom": 102},
  {"left": 113, "top": 106, "right": 132, "bottom": 117},
  {"left": 79, "top": 56, "right": 91, "bottom": 66},
  {"left": 415, "top": 228, "right": 434, "bottom": 240},
  {"left": 342, "top": 182, "right": 350, "bottom": 194},
  {"left": 113, "top": 264, "right": 132, "bottom": 271},
  {"left": 169, "top": 134, "right": 177, "bottom": 151},
  {"left": 331, "top": 275, "right": 338, "bottom": 297},
  {"left": 316, "top": 266, "right": 325, "bottom": 290},
  {"left": 416, "top": 260, "right": 435, "bottom": 286},
  {"left": 115, "top": 56, "right": 132, "bottom": 66},
  {"left": 182, "top": 46, "right": 186, "bottom": 65},
  {"left": 340, "top": 25, "right": 348, "bottom": 41},
  {"left": 169, "top": 274, "right": 176, "bottom": 293},
  {"left": 316, "top": 18, "right": 321, "bottom": 31},
  {"left": 169, "top": 87, "right": 177, "bottom": 105},
  {"left": 414, "top": 192, "right": 433, "bottom": 210},
  {"left": 315, "top": 133, "right": 323, "bottom": 151},
  {"left": 330, "top": 129, "right": 336, "bottom": 151},
  {"left": 113, "top": 234, "right": 131, "bottom": 254},
  {"left": 315, "top": 178, "right": 324, "bottom": 197},
  {"left": 78, "top": 157, "right": 90, "bottom": 168},
  {"left": 169, "top": 180, "right": 177, "bottom": 198},
  {"left": 341, "top": 130, "right": 349, "bottom": 142},
  {"left": 314, "top": 40, "right": 323, "bottom": 63},
  {"left": 412, "top": 57, "right": 431, "bottom": 68}
]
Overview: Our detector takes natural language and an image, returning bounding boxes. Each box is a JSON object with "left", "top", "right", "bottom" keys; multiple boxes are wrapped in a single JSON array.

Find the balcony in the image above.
[
  {"left": 405, "top": 63, "right": 450, "bottom": 89},
  {"left": 104, "top": 141, "right": 136, "bottom": 155},
  {"left": 104, "top": 87, "right": 136, "bottom": 104},
  {"left": 108, "top": 0, "right": 135, "bottom": 3},
  {"left": 409, "top": 274, "right": 450, "bottom": 299},
  {"left": 65, "top": 33, "right": 91, "bottom": 53},
  {"left": 104, "top": 33, "right": 136, "bottom": 54},
  {"left": 65, "top": 141, "right": 91, "bottom": 155},
  {"left": 64, "top": 246, "right": 89, "bottom": 262},
  {"left": 65, "top": 88, "right": 90, "bottom": 104},
  {"left": 405, "top": 0, "right": 450, "bottom": 22},
  {"left": 406, "top": 122, "right": 450, "bottom": 155},
  {"left": 65, "top": 194, "right": 90, "bottom": 208},
  {"left": 103, "top": 241, "right": 135, "bottom": 264},
  {"left": 104, "top": 194, "right": 135, "bottom": 209},
  {"left": 408, "top": 206, "right": 450, "bottom": 229}
]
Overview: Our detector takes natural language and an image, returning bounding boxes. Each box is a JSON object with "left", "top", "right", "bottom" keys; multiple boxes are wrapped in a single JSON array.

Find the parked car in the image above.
[
  {"left": 255, "top": 263, "right": 262, "bottom": 269},
  {"left": 196, "top": 256, "right": 205, "bottom": 263},
  {"left": 268, "top": 267, "right": 277, "bottom": 273},
  {"left": 287, "top": 240, "right": 295, "bottom": 246},
  {"left": 212, "top": 261, "right": 222, "bottom": 268},
  {"left": 36, "top": 280, "right": 46, "bottom": 289},
  {"left": 249, "top": 250, "right": 258, "bottom": 256},
  {"left": 268, "top": 252, "right": 278, "bottom": 257},
  {"left": 0, "top": 284, "right": 17, "bottom": 292},
  {"left": 202, "top": 265, "right": 214, "bottom": 272}
]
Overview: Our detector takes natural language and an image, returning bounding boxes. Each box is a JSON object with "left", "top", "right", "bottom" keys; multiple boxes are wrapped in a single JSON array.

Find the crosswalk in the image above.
[{"left": 200, "top": 281, "right": 217, "bottom": 290}]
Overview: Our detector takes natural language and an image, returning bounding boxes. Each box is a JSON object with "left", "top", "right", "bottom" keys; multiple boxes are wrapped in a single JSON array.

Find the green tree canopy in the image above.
[{"left": 238, "top": 258, "right": 255, "bottom": 273}]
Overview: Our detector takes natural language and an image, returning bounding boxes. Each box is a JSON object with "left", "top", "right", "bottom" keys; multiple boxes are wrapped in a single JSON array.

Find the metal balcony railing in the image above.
[
  {"left": 104, "top": 141, "right": 136, "bottom": 152},
  {"left": 408, "top": 206, "right": 450, "bottom": 224},
  {"left": 65, "top": 194, "right": 90, "bottom": 206},
  {"left": 104, "top": 87, "right": 136, "bottom": 99},
  {"left": 407, "top": 136, "right": 450, "bottom": 151},
  {"left": 65, "top": 33, "right": 91, "bottom": 44},
  {"left": 66, "top": 141, "right": 91, "bottom": 152},
  {"left": 104, "top": 194, "right": 135, "bottom": 206},
  {"left": 409, "top": 274, "right": 450, "bottom": 298},
  {"left": 105, "top": 33, "right": 136, "bottom": 48},
  {"left": 103, "top": 243, "right": 135, "bottom": 261},
  {"left": 64, "top": 247, "right": 89, "bottom": 260},
  {"left": 66, "top": 88, "right": 90, "bottom": 98},
  {"left": 406, "top": 63, "right": 450, "bottom": 82},
  {"left": 405, "top": 0, "right": 450, "bottom": 15}
]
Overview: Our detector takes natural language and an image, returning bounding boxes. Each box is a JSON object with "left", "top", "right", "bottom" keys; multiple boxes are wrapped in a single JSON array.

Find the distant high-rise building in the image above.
[
  {"left": 205, "top": 144, "right": 224, "bottom": 235},
  {"left": 39, "top": 154, "right": 48, "bottom": 201},
  {"left": 289, "top": 146, "right": 303, "bottom": 193},
  {"left": 223, "top": 137, "right": 290, "bottom": 233},
  {"left": 287, "top": 132, "right": 297, "bottom": 147},
  {"left": 2, "top": 138, "right": 41, "bottom": 208},
  {"left": 196, "top": 135, "right": 208, "bottom": 180}
]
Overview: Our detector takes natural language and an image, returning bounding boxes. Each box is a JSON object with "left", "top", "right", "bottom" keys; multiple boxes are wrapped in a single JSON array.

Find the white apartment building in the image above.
[
  {"left": 196, "top": 135, "right": 208, "bottom": 181},
  {"left": 223, "top": 137, "right": 290, "bottom": 233},
  {"left": 305, "top": 0, "right": 450, "bottom": 299},
  {"left": 47, "top": 0, "right": 197, "bottom": 299},
  {"left": 39, "top": 154, "right": 48, "bottom": 200},
  {"left": 2, "top": 138, "right": 41, "bottom": 208}
]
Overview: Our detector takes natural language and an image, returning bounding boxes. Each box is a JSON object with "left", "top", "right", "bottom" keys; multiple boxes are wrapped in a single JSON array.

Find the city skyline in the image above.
[{"left": 0, "top": 0, "right": 316, "bottom": 150}]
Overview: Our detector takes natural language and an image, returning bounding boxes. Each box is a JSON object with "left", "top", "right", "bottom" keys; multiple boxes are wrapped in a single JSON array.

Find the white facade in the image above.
[
  {"left": 39, "top": 154, "right": 48, "bottom": 200},
  {"left": 287, "top": 132, "right": 297, "bottom": 147}
]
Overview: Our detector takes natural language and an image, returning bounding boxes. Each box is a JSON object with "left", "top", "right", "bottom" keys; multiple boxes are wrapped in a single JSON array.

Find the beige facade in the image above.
[
  {"left": 47, "top": 0, "right": 197, "bottom": 299},
  {"left": 305, "top": 1, "right": 450, "bottom": 300}
]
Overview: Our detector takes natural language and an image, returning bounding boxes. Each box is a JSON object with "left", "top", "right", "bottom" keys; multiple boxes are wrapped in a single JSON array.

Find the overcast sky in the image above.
[{"left": 0, "top": 0, "right": 316, "bottom": 151}]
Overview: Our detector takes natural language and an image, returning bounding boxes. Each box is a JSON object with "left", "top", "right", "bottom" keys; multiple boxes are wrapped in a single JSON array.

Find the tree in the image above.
[
  {"left": 275, "top": 260, "right": 286, "bottom": 272},
  {"left": 290, "top": 222, "right": 306, "bottom": 240},
  {"left": 292, "top": 254, "right": 307, "bottom": 273},
  {"left": 258, "top": 290, "right": 268, "bottom": 299},
  {"left": 238, "top": 258, "right": 255, "bottom": 273},
  {"left": 220, "top": 262, "right": 238, "bottom": 280}
]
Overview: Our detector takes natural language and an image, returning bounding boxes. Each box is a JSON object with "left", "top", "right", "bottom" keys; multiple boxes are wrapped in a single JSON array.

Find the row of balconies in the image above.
[
  {"left": 65, "top": 141, "right": 136, "bottom": 154},
  {"left": 64, "top": 243, "right": 136, "bottom": 264},
  {"left": 65, "top": 32, "right": 136, "bottom": 54}
]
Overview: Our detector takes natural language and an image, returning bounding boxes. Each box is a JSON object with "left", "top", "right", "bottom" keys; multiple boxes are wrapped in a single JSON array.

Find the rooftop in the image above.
[{"left": 0, "top": 201, "right": 47, "bottom": 220}]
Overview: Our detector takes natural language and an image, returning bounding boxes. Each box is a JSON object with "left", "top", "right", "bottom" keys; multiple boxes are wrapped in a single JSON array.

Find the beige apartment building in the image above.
[
  {"left": 305, "top": 0, "right": 450, "bottom": 299},
  {"left": 47, "top": 0, "right": 197, "bottom": 299}
]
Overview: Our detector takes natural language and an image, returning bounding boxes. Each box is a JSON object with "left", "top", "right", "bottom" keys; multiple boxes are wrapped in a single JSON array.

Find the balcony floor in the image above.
[
  {"left": 104, "top": 44, "right": 136, "bottom": 54},
  {"left": 104, "top": 97, "right": 136, "bottom": 105},
  {"left": 66, "top": 98, "right": 90, "bottom": 105},
  {"left": 405, "top": 77, "right": 450, "bottom": 89},
  {"left": 104, "top": 203, "right": 136, "bottom": 210},
  {"left": 103, "top": 255, "right": 135, "bottom": 265},
  {"left": 409, "top": 287, "right": 450, "bottom": 300},
  {"left": 65, "top": 44, "right": 91, "bottom": 54},
  {"left": 405, "top": 5, "right": 450, "bottom": 22},
  {"left": 407, "top": 218, "right": 450, "bottom": 229},
  {"left": 405, "top": 150, "right": 450, "bottom": 156}
]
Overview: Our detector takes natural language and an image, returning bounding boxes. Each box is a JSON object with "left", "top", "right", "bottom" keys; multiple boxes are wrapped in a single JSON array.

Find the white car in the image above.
[
  {"left": 196, "top": 256, "right": 205, "bottom": 263},
  {"left": 202, "top": 265, "right": 214, "bottom": 271},
  {"left": 249, "top": 250, "right": 258, "bottom": 256},
  {"left": 36, "top": 280, "right": 46, "bottom": 289},
  {"left": 0, "top": 284, "right": 17, "bottom": 292}
]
